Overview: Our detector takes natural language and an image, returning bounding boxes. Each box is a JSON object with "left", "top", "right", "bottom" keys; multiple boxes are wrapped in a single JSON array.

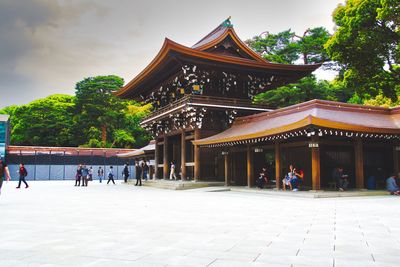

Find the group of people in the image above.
[
  {"left": 134, "top": 161, "right": 150, "bottom": 186},
  {"left": 255, "top": 164, "right": 304, "bottom": 191},
  {"left": 75, "top": 165, "right": 118, "bottom": 186},
  {"left": 75, "top": 164, "right": 94, "bottom": 186},
  {"left": 281, "top": 164, "right": 304, "bottom": 191}
]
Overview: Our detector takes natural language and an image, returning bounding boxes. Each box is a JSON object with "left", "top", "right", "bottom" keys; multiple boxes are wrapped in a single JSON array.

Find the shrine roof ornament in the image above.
[{"left": 115, "top": 18, "right": 322, "bottom": 99}]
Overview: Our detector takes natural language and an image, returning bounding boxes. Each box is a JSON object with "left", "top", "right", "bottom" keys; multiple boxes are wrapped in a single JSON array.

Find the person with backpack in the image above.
[
  {"left": 0, "top": 159, "right": 11, "bottom": 195},
  {"left": 16, "top": 163, "right": 29, "bottom": 189},
  {"left": 107, "top": 166, "right": 115, "bottom": 185}
]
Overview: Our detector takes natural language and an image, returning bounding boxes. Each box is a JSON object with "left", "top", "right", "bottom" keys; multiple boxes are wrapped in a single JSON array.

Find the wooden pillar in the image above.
[
  {"left": 311, "top": 136, "right": 321, "bottom": 190},
  {"left": 154, "top": 138, "right": 159, "bottom": 179},
  {"left": 163, "top": 135, "right": 169, "bottom": 179},
  {"left": 274, "top": 141, "right": 281, "bottom": 189},
  {"left": 224, "top": 153, "right": 230, "bottom": 186},
  {"left": 194, "top": 128, "right": 201, "bottom": 181},
  {"left": 355, "top": 138, "right": 364, "bottom": 189},
  {"left": 247, "top": 145, "right": 254, "bottom": 188},
  {"left": 181, "top": 129, "right": 186, "bottom": 180}
]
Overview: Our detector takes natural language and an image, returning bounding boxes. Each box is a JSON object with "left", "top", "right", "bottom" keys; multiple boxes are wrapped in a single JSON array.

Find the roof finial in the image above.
[{"left": 222, "top": 16, "right": 233, "bottom": 28}]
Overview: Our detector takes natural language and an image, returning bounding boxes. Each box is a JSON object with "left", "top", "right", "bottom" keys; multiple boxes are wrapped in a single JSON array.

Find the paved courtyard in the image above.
[{"left": 0, "top": 181, "right": 400, "bottom": 267}]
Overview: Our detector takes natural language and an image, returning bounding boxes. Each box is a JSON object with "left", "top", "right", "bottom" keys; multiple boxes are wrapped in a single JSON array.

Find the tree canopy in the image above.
[
  {"left": 325, "top": 0, "right": 400, "bottom": 99},
  {"left": 246, "top": 27, "right": 331, "bottom": 64},
  {"left": 0, "top": 76, "right": 152, "bottom": 148}
]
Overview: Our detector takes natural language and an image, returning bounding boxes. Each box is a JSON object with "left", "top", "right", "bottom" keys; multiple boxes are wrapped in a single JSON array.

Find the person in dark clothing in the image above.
[
  {"left": 256, "top": 167, "right": 268, "bottom": 189},
  {"left": 123, "top": 164, "right": 129, "bottom": 183},
  {"left": 75, "top": 164, "right": 82, "bottom": 186},
  {"left": 135, "top": 162, "right": 142, "bottom": 186},
  {"left": 332, "top": 167, "right": 349, "bottom": 191},
  {"left": 16, "top": 163, "right": 29, "bottom": 189},
  {"left": 107, "top": 166, "right": 115, "bottom": 185},
  {"left": 0, "top": 159, "right": 11, "bottom": 195}
]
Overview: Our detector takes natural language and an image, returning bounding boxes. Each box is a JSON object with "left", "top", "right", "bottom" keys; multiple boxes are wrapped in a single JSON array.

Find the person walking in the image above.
[
  {"left": 16, "top": 163, "right": 29, "bottom": 189},
  {"left": 169, "top": 161, "right": 177, "bottom": 180},
  {"left": 123, "top": 163, "right": 130, "bottom": 183},
  {"left": 98, "top": 166, "right": 104, "bottom": 183},
  {"left": 135, "top": 162, "right": 142, "bottom": 186},
  {"left": 81, "top": 165, "right": 89, "bottom": 187},
  {"left": 107, "top": 166, "right": 115, "bottom": 185},
  {"left": 75, "top": 164, "right": 82, "bottom": 186},
  {"left": 0, "top": 159, "right": 11, "bottom": 195}
]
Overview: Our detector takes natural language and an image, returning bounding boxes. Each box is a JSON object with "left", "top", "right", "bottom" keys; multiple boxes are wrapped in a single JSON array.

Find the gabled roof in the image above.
[
  {"left": 191, "top": 18, "right": 266, "bottom": 63},
  {"left": 193, "top": 100, "right": 400, "bottom": 145},
  {"left": 115, "top": 19, "right": 321, "bottom": 99}
]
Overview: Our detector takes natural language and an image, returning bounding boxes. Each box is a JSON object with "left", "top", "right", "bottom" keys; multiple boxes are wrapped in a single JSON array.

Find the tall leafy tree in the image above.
[
  {"left": 325, "top": 0, "right": 400, "bottom": 99},
  {"left": 246, "top": 27, "right": 331, "bottom": 64},
  {"left": 73, "top": 75, "right": 125, "bottom": 146}
]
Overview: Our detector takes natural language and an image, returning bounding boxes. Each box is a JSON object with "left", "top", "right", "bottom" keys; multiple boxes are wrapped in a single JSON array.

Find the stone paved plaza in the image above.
[{"left": 1, "top": 181, "right": 400, "bottom": 267}]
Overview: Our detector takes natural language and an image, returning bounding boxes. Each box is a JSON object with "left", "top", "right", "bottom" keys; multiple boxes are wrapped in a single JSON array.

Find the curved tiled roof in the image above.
[
  {"left": 115, "top": 19, "right": 321, "bottom": 98},
  {"left": 193, "top": 100, "right": 400, "bottom": 145}
]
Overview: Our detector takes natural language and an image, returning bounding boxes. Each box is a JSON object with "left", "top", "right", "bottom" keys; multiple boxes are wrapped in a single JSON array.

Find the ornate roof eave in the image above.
[
  {"left": 192, "top": 100, "right": 400, "bottom": 146},
  {"left": 115, "top": 38, "right": 321, "bottom": 98}
]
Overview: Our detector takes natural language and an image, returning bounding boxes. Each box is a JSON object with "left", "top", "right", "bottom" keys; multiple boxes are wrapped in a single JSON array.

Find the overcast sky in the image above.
[{"left": 0, "top": 0, "right": 344, "bottom": 108}]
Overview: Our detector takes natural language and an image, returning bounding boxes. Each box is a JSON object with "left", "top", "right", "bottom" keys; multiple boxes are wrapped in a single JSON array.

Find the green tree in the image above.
[
  {"left": 325, "top": 0, "right": 400, "bottom": 99},
  {"left": 73, "top": 75, "right": 125, "bottom": 146},
  {"left": 253, "top": 75, "right": 351, "bottom": 108},
  {"left": 1, "top": 94, "right": 75, "bottom": 146},
  {"left": 246, "top": 27, "right": 331, "bottom": 64}
]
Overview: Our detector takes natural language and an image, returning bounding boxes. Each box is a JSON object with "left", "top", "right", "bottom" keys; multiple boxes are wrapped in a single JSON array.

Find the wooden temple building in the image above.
[
  {"left": 193, "top": 100, "right": 400, "bottom": 190},
  {"left": 116, "top": 18, "right": 400, "bottom": 189},
  {"left": 116, "top": 18, "right": 320, "bottom": 182}
]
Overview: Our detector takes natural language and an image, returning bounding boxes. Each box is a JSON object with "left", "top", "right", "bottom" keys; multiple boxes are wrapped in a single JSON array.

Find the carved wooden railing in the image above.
[{"left": 142, "top": 95, "right": 271, "bottom": 123}]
